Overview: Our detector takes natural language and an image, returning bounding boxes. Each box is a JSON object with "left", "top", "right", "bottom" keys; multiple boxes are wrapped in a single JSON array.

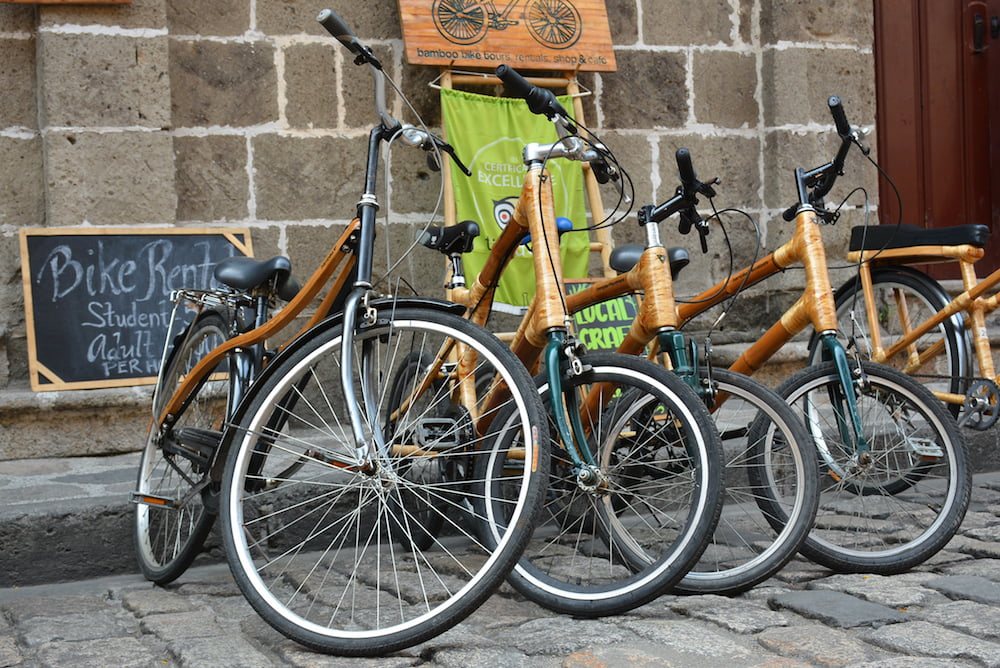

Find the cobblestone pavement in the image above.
[{"left": 2, "top": 474, "right": 1000, "bottom": 667}]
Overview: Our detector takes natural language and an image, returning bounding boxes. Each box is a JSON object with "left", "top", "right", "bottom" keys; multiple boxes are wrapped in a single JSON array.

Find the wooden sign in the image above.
[
  {"left": 397, "top": 0, "right": 616, "bottom": 72},
  {"left": 19, "top": 227, "right": 251, "bottom": 392}
]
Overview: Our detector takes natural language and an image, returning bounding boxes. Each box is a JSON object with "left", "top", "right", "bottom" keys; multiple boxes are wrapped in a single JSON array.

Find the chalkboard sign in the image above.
[
  {"left": 19, "top": 227, "right": 252, "bottom": 392},
  {"left": 565, "top": 280, "right": 639, "bottom": 352}
]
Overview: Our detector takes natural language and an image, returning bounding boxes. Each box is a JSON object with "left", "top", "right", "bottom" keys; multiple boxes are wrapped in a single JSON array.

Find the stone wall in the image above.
[{"left": 0, "top": 0, "right": 875, "bottom": 458}]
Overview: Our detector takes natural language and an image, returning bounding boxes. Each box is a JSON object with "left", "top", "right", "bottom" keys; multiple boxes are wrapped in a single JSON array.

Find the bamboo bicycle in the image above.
[
  {"left": 812, "top": 221, "right": 999, "bottom": 430},
  {"left": 132, "top": 10, "right": 550, "bottom": 656},
  {"left": 415, "top": 64, "right": 725, "bottom": 616},
  {"left": 552, "top": 148, "right": 819, "bottom": 595},
  {"left": 667, "top": 96, "right": 971, "bottom": 574}
]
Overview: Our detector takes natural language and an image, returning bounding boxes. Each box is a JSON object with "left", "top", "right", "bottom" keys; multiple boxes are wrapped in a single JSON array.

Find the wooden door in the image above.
[{"left": 874, "top": 0, "right": 1000, "bottom": 276}]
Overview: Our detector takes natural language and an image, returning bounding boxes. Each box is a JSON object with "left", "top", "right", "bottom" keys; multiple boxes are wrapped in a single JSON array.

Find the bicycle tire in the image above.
[
  {"left": 489, "top": 352, "right": 724, "bottom": 617},
  {"left": 432, "top": 0, "right": 489, "bottom": 45},
  {"left": 775, "top": 360, "right": 971, "bottom": 574},
  {"left": 220, "top": 306, "right": 549, "bottom": 656},
  {"left": 809, "top": 266, "right": 970, "bottom": 416},
  {"left": 674, "top": 368, "right": 818, "bottom": 595},
  {"left": 384, "top": 350, "right": 449, "bottom": 550},
  {"left": 523, "top": 0, "right": 582, "bottom": 49},
  {"left": 134, "top": 309, "right": 227, "bottom": 584}
]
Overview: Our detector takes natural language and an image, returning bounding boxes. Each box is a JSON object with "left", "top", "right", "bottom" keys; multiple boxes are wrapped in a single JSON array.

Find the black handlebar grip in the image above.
[
  {"left": 495, "top": 65, "right": 568, "bottom": 119},
  {"left": 676, "top": 148, "right": 696, "bottom": 188},
  {"left": 828, "top": 95, "right": 851, "bottom": 137},
  {"left": 317, "top": 9, "right": 362, "bottom": 54},
  {"left": 496, "top": 65, "right": 534, "bottom": 99}
]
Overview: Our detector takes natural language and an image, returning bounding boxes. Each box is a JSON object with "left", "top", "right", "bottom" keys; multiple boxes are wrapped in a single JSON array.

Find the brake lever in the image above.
[
  {"left": 696, "top": 219, "right": 710, "bottom": 253},
  {"left": 423, "top": 134, "right": 471, "bottom": 176}
]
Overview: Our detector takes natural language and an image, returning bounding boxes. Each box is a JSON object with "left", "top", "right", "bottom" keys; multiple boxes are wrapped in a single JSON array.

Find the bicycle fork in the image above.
[
  {"left": 544, "top": 331, "right": 609, "bottom": 491},
  {"left": 818, "top": 332, "right": 871, "bottom": 465}
]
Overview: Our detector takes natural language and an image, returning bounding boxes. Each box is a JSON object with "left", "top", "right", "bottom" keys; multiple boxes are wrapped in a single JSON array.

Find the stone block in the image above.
[
  {"left": 0, "top": 136, "right": 44, "bottom": 227},
  {"left": 0, "top": 39, "right": 37, "bottom": 130},
  {"left": 762, "top": 47, "right": 875, "bottom": 127},
  {"left": 36, "top": 637, "right": 160, "bottom": 668},
  {"left": 0, "top": 387, "right": 150, "bottom": 459},
  {"left": 282, "top": 222, "right": 350, "bottom": 291},
  {"left": 44, "top": 130, "right": 176, "bottom": 226},
  {"left": 865, "top": 620, "right": 1000, "bottom": 665},
  {"left": 166, "top": 0, "right": 250, "bottom": 36},
  {"left": 256, "top": 0, "right": 400, "bottom": 39},
  {"left": 400, "top": 62, "right": 441, "bottom": 129},
  {"left": 600, "top": 50, "right": 686, "bottom": 129},
  {"left": 759, "top": 0, "right": 874, "bottom": 46},
  {"left": 769, "top": 590, "right": 909, "bottom": 628},
  {"left": 925, "top": 574, "right": 1000, "bottom": 605},
  {"left": 606, "top": 0, "right": 638, "bottom": 45},
  {"left": 174, "top": 135, "right": 248, "bottom": 222},
  {"left": 657, "top": 133, "right": 760, "bottom": 210},
  {"left": 694, "top": 51, "right": 757, "bottom": 128},
  {"left": 38, "top": 33, "right": 170, "bottom": 128},
  {"left": 763, "top": 129, "right": 839, "bottom": 209},
  {"left": 916, "top": 600, "right": 1000, "bottom": 640},
  {"left": 643, "top": 1, "right": 734, "bottom": 45},
  {"left": 38, "top": 0, "right": 166, "bottom": 30},
  {"left": 253, "top": 133, "right": 366, "bottom": 221},
  {"left": 343, "top": 44, "right": 396, "bottom": 130},
  {"left": 169, "top": 39, "right": 277, "bottom": 127},
  {"left": 593, "top": 130, "right": 654, "bottom": 212},
  {"left": 756, "top": 624, "right": 877, "bottom": 665},
  {"left": 0, "top": 5, "right": 35, "bottom": 31},
  {"left": 283, "top": 43, "right": 338, "bottom": 130}
]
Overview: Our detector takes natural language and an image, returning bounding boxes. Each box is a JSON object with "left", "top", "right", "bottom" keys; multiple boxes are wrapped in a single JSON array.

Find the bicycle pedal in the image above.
[
  {"left": 906, "top": 437, "right": 944, "bottom": 458},
  {"left": 164, "top": 427, "right": 222, "bottom": 469},
  {"left": 129, "top": 491, "right": 180, "bottom": 510}
]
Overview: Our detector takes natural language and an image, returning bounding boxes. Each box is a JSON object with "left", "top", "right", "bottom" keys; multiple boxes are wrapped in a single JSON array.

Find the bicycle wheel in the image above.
[
  {"left": 384, "top": 350, "right": 448, "bottom": 550},
  {"left": 134, "top": 309, "right": 227, "bottom": 584},
  {"left": 220, "top": 306, "right": 549, "bottom": 656},
  {"left": 674, "top": 368, "right": 818, "bottom": 595},
  {"left": 489, "top": 352, "right": 724, "bottom": 617},
  {"left": 809, "top": 266, "right": 970, "bottom": 415},
  {"left": 433, "top": 0, "right": 488, "bottom": 45},
  {"left": 524, "top": 0, "right": 582, "bottom": 49},
  {"left": 776, "top": 361, "right": 970, "bottom": 574}
]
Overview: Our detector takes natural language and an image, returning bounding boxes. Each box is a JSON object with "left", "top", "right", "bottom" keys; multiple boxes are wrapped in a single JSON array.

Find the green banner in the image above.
[{"left": 441, "top": 87, "right": 589, "bottom": 307}]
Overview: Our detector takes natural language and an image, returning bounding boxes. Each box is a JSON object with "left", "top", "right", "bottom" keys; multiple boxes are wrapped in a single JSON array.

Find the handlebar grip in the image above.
[
  {"left": 828, "top": 95, "right": 851, "bottom": 137},
  {"left": 495, "top": 65, "right": 568, "bottom": 119},
  {"left": 317, "top": 9, "right": 363, "bottom": 54},
  {"left": 496, "top": 64, "right": 534, "bottom": 99},
  {"left": 676, "top": 148, "right": 696, "bottom": 188}
]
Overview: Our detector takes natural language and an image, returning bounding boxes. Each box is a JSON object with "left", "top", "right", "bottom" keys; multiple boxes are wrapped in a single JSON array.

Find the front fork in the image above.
[
  {"left": 544, "top": 331, "right": 605, "bottom": 490},
  {"left": 818, "top": 332, "right": 871, "bottom": 462}
]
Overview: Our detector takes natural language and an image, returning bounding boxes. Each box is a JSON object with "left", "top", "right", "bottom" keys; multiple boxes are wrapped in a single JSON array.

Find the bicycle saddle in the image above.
[
  {"left": 418, "top": 220, "right": 480, "bottom": 255},
  {"left": 849, "top": 223, "right": 991, "bottom": 252},
  {"left": 609, "top": 244, "right": 690, "bottom": 279},
  {"left": 214, "top": 255, "right": 300, "bottom": 301}
]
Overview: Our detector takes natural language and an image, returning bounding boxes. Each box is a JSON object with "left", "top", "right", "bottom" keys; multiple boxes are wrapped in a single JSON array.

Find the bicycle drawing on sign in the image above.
[{"left": 433, "top": 0, "right": 582, "bottom": 48}]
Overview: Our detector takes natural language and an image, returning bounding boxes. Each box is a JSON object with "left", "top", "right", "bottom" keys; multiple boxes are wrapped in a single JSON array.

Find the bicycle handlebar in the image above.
[
  {"left": 641, "top": 148, "right": 718, "bottom": 252},
  {"left": 495, "top": 64, "right": 572, "bottom": 124},
  {"left": 317, "top": 9, "right": 366, "bottom": 58},
  {"left": 781, "top": 94, "right": 863, "bottom": 222},
  {"left": 829, "top": 95, "right": 851, "bottom": 138},
  {"left": 317, "top": 9, "right": 472, "bottom": 176}
]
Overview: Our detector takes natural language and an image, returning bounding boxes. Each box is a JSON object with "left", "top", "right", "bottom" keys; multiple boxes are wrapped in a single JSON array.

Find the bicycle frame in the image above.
[
  {"left": 666, "top": 203, "right": 869, "bottom": 456},
  {"left": 448, "top": 160, "right": 600, "bottom": 473},
  {"left": 846, "top": 242, "right": 1000, "bottom": 406}
]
